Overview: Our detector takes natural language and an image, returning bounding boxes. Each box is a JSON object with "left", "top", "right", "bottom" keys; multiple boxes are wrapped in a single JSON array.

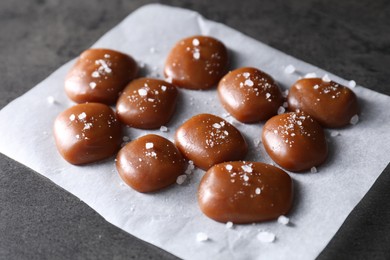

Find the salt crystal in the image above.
[
  {"left": 253, "top": 138, "right": 261, "bottom": 147},
  {"left": 257, "top": 231, "right": 276, "bottom": 243},
  {"left": 348, "top": 80, "right": 356, "bottom": 88},
  {"left": 350, "top": 114, "right": 359, "bottom": 125},
  {"left": 310, "top": 166, "right": 317, "bottom": 173},
  {"left": 161, "top": 85, "right": 167, "bottom": 91},
  {"left": 160, "top": 126, "right": 168, "bottom": 132},
  {"left": 212, "top": 123, "right": 221, "bottom": 129},
  {"left": 165, "top": 77, "right": 173, "bottom": 83},
  {"left": 284, "top": 64, "right": 295, "bottom": 74},
  {"left": 304, "top": 72, "right": 317, "bottom": 78},
  {"left": 265, "top": 93, "right": 271, "bottom": 99},
  {"left": 122, "top": 136, "right": 130, "bottom": 142},
  {"left": 104, "top": 54, "right": 110, "bottom": 58},
  {"left": 193, "top": 52, "right": 200, "bottom": 60},
  {"left": 243, "top": 72, "right": 250, "bottom": 78},
  {"left": 277, "top": 106, "right": 285, "bottom": 115},
  {"left": 89, "top": 82, "right": 97, "bottom": 89},
  {"left": 145, "top": 142, "right": 154, "bottom": 149},
  {"left": 283, "top": 89, "right": 289, "bottom": 98},
  {"left": 78, "top": 112, "right": 86, "bottom": 120},
  {"left": 277, "top": 215, "right": 290, "bottom": 225},
  {"left": 255, "top": 187, "right": 261, "bottom": 195},
  {"left": 176, "top": 175, "right": 187, "bottom": 185},
  {"left": 138, "top": 88, "right": 147, "bottom": 96},
  {"left": 244, "top": 79, "right": 254, "bottom": 87},
  {"left": 147, "top": 98, "right": 155, "bottom": 102},
  {"left": 313, "top": 84, "right": 319, "bottom": 89},
  {"left": 330, "top": 131, "right": 340, "bottom": 137},
  {"left": 322, "top": 74, "right": 331, "bottom": 82},
  {"left": 91, "top": 71, "right": 100, "bottom": 78},
  {"left": 75, "top": 134, "right": 80, "bottom": 139},
  {"left": 47, "top": 96, "right": 56, "bottom": 104},
  {"left": 196, "top": 232, "right": 208, "bottom": 242},
  {"left": 189, "top": 160, "right": 194, "bottom": 165},
  {"left": 69, "top": 114, "right": 76, "bottom": 121},
  {"left": 243, "top": 175, "right": 249, "bottom": 181},
  {"left": 241, "top": 165, "right": 253, "bottom": 173},
  {"left": 225, "top": 221, "right": 233, "bottom": 229},
  {"left": 192, "top": 38, "right": 200, "bottom": 46},
  {"left": 225, "top": 164, "right": 233, "bottom": 171}
]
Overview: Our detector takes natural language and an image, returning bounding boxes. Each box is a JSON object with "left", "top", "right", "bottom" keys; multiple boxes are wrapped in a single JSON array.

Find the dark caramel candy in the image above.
[
  {"left": 198, "top": 161, "right": 293, "bottom": 223},
  {"left": 164, "top": 36, "right": 228, "bottom": 90},
  {"left": 175, "top": 114, "right": 248, "bottom": 170},
  {"left": 65, "top": 48, "right": 138, "bottom": 104},
  {"left": 218, "top": 67, "right": 284, "bottom": 123},
  {"left": 262, "top": 112, "right": 328, "bottom": 172},
  {"left": 116, "top": 78, "right": 178, "bottom": 129},
  {"left": 116, "top": 134, "right": 186, "bottom": 193},
  {"left": 54, "top": 103, "right": 122, "bottom": 165},
  {"left": 288, "top": 78, "right": 359, "bottom": 128}
]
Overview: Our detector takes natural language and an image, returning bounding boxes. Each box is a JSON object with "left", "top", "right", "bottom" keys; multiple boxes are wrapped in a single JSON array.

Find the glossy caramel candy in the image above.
[
  {"left": 218, "top": 67, "right": 284, "bottom": 123},
  {"left": 116, "top": 78, "right": 178, "bottom": 129},
  {"left": 164, "top": 36, "right": 228, "bottom": 90},
  {"left": 288, "top": 78, "right": 359, "bottom": 128},
  {"left": 175, "top": 114, "right": 248, "bottom": 170},
  {"left": 198, "top": 161, "right": 293, "bottom": 223},
  {"left": 65, "top": 48, "right": 138, "bottom": 104},
  {"left": 262, "top": 112, "right": 328, "bottom": 172},
  {"left": 116, "top": 134, "right": 186, "bottom": 193},
  {"left": 53, "top": 103, "right": 122, "bottom": 165}
]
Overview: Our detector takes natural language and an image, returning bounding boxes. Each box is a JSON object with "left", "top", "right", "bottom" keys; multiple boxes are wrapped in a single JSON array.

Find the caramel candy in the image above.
[
  {"left": 218, "top": 67, "right": 284, "bottom": 123},
  {"left": 116, "top": 134, "right": 186, "bottom": 193},
  {"left": 288, "top": 78, "right": 359, "bottom": 128},
  {"left": 53, "top": 103, "right": 122, "bottom": 165},
  {"left": 262, "top": 112, "right": 328, "bottom": 172},
  {"left": 116, "top": 78, "right": 178, "bottom": 129},
  {"left": 164, "top": 36, "right": 228, "bottom": 90},
  {"left": 198, "top": 161, "right": 293, "bottom": 223},
  {"left": 65, "top": 49, "right": 138, "bottom": 104},
  {"left": 175, "top": 114, "right": 248, "bottom": 170}
]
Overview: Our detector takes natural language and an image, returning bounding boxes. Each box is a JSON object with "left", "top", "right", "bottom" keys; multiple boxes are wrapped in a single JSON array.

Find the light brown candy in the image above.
[
  {"left": 175, "top": 113, "right": 248, "bottom": 170},
  {"left": 164, "top": 36, "right": 228, "bottom": 90},
  {"left": 198, "top": 161, "right": 293, "bottom": 223},
  {"left": 116, "top": 134, "right": 186, "bottom": 193},
  {"left": 65, "top": 48, "right": 138, "bottom": 104},
  {"left": 53, "top": 103, "right": 122, "bottom": 165}
]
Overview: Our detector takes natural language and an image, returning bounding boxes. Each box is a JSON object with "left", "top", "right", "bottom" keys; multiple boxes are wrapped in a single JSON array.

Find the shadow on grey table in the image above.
[{"left": 1, "top": 0, "right": 389, "bottom": 259}]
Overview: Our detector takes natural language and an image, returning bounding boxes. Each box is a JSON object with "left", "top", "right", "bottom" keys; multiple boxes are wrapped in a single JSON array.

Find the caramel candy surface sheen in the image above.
[
  {"left": 54, "top": 103, "right": 122, "bottom": 165},
  {"left": 288, "top": 78, "right": 359, "bottom": 128},
  {"left": 164, "top": 36, "right": 228, "bottom": 90},
  {"left": 262, "top": 112, "right": 328, "bottom": 172},
  {"left": 175, "top": 113, "right": 248, "bottom": 170},
  {"left": 65, "top": 48, "right": 138, "bottom": 104},
  {"left": 218, "top": 67, "right": 284, "bottom": 123},
  {"left": 116, "top": 78, "right": 178, "bottom": 129},
  {"left": 198, "top": 161, "right": 293, "bottom": 223},
  {"left": 116, "top": 134, "right": 186, "bottom": 193}
]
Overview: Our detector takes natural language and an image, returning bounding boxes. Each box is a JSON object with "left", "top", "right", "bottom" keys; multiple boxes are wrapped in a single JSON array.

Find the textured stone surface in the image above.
[{"left": 1, "top": 0, "right": 389, "bottom": 259}]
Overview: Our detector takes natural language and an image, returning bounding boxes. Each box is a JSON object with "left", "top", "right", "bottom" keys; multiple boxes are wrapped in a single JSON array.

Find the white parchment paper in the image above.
[{"left": 1, "top": 4, "right": 390, "bottom": 260}]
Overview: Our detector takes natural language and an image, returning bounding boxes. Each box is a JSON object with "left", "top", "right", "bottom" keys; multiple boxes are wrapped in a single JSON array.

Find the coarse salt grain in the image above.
[
  {"left": 69, "top": 114, "right": 76, "bottom": 121},
  {"left": 243, "top": 175, "right": 249, "bottom": 182},
  {"left": 265, "top": 93, "right": 271, "bottom": 99},
  {"left": 310, "top": 166, "right": 317, "bottom": 173},
  {"left": 277, "top": 215, "right": 290, "bottom": 225},
  {"left": 225, "top": 221, "right": 233, "bottom": 229},
  {"left": 277, "top": 106, "right": 285, "bottom": 115},
  {"left": 89, "top": 82, "right": 97, "bottom": 89},
  {"left": 243, "top": 72, "right": 250, "bottom": 78},
  {"left": 176, "top": 175, "right": 187, "bottom": 185},
  {"left": 196, "top": 232, "right": 208, "bottom": 242},
  {"left": 212, "top": 123, "right": 221, "bottom": 129},
  {"left": 138, "top": 89, "right": 147, "bottom": 96},
  {"left": 284, "top": 64, "right": 295, "bottom": 74},
  {"left": 245, "top": 79, "right": 254, "bottom": 87},
  {"left": 122, "top": 136, "right": 130, "bottom": 142},
  {"left": 255, "top": 187, "right": 261, "bottom": 195},
  {"left": 241, "top": 165, "right": 253, "bottom": 173},
  {"left": 193, "top": 52, "right": 200, "bottom": 60},
  {"left": 348, "top": 80, "right": 356, "bottom": 88},
  {"left": 78, "top": 112, "right": 86, "bottom": 120},
  {"left": 47, "top": 96, "right": 56, "bottom": 104},
  {"left": 304, "top": 72, "right": 317, "bottom": 78},
  {"left": 91, "top": 71, "right": 100, "bottom": 78},
  {"left": 225, "top": 164, "right": 233, "bottom": 171},
  {"left": 145, "top": 142, "right": 154, "bottom": 149},
  {"left": 161, "top": 85, "right": 167, "bottom": 91},
  {"left": 192, "top": 38, "right": 200, "bottom": 46},
  {"left": 160, "top": 126, "right": 168, "bottom": 132},
  {"left": 350, "top": 114, "right": 359, "bottom": 125},
  {"left": 257, "top": 231, "right": 276, "bottom": 243},
  {"left": 313, "top": 84, "right": 319, "bottom": 89},
  {"left": 322, "top": 74, "right": 331, "bottom": 82}
]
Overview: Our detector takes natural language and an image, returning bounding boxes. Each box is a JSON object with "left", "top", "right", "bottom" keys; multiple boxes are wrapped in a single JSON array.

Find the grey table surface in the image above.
[{"left": 1, "top": 0, "right": 389, "bottom": 259}]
